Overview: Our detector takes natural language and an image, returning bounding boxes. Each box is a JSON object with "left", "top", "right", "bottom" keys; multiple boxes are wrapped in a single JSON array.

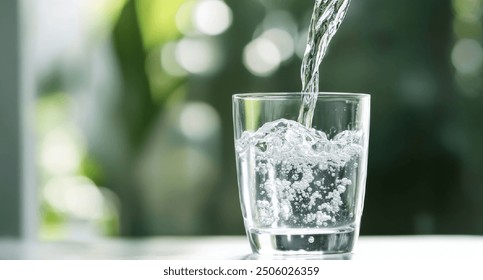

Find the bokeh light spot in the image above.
[
  {"left": 43, "top": 176, "right": 104, "bottom": 220},
  {"left": 453, "top": 0, "right": 482, "bottom": 23},
  {"left": 40, "top": 128, "right": 82, "bottom": 175},
  {"left": 175, "top": 0, "right": 197, "bottom": 36},
  {"left": 161, "top": 41, "right": 188, "bottom": 77},
  {"left": 451, "top": 38, "right": 483, "bottom": 75},
  {"left": 261, "top": 28, "right": 295, "bottom": 61},
  {"left": 243, "top": 38, "right": 281, "bottom": 77},
  {"left": 175, "top": 38, "right": 222, "bottom": 75},
  {"left": 179, "top": 102, "right": 220, "bottom": 141},
  {"left": 193, "top": 0, "right": 232, "bottom": 36}
]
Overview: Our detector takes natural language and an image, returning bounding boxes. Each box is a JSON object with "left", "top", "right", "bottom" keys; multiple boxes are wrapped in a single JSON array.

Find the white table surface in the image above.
[{"left": 1, "top": 235, "right": 482, "bottom": 260}]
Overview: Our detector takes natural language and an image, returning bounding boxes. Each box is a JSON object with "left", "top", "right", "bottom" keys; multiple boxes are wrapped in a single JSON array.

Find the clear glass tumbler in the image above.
[{"left": 233, "top": 93, "right": 370, "bottom": 255}]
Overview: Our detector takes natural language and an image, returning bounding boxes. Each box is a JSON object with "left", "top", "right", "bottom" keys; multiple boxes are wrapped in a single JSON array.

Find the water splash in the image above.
[{"left": 298, "top": 0, "right": 352, "bottom": 127}]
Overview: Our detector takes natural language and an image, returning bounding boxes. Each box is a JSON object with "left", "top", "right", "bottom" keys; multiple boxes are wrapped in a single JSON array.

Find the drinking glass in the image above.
[{"left": 233, "top": 92, "right": 370, "bottom": 255}]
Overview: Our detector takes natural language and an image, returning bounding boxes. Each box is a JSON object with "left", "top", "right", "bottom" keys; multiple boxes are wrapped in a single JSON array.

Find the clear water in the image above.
[
  {"left": 298, "top": 0, "right": 352, "bottom": 127},
  {"left": 236, "top": 119, "right": 364, "bottom": 253},
  {"left": 249, "top": 226, "right": 356, "bottom": 255}
]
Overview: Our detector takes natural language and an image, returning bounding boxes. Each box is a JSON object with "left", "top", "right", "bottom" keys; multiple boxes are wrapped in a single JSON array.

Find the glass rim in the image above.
[{"left": 233, "top": 92, "right": 370, "bottom": 100}]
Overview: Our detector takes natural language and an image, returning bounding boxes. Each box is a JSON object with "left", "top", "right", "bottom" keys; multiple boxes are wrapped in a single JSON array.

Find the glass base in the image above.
[{"left": 247, "top": 226, "right": 357, "bottom": 255}]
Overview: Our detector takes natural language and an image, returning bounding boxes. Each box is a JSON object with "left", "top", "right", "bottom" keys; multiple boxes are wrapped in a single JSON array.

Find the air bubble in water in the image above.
[{"left": 235, "top": 119, "right": 363, "bottom": 228}]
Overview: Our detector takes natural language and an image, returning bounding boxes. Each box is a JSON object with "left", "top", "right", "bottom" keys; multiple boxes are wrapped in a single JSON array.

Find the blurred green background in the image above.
[{"left": 16, "top": 0, "right": 483, "bottom": 239}]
